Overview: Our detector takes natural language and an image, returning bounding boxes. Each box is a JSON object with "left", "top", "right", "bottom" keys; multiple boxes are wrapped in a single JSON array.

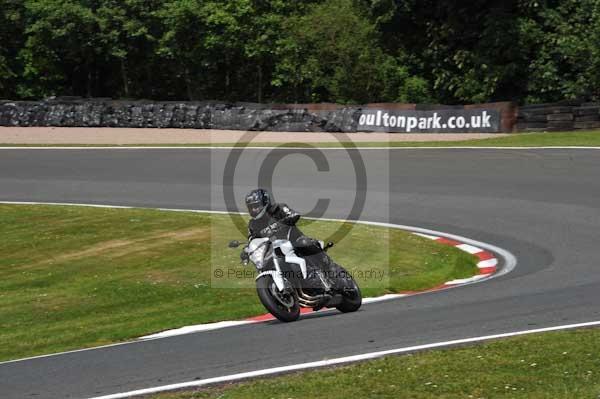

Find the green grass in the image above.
[
  {"left": 2, "top": 130, "right": 600, "bottom": 147},
  {"left": 152, "top": 328, "right": 600, "bottom": 399},
  {"left": 0, "top": 204, "right": 476, "bottom": 361}
]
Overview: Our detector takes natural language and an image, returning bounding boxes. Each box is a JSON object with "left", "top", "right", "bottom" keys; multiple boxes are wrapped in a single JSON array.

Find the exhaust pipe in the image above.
[{"left": 297, "top": 288, "right": 329, "bottom": 307}]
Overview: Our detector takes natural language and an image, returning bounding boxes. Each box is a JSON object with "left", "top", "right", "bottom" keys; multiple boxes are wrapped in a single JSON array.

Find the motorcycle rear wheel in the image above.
[
  {"left": 256, "top": 275, "right": 301, "bottom": 322},
  {"left": 336, "top": 270, "right": 362, "bottom": 313}
]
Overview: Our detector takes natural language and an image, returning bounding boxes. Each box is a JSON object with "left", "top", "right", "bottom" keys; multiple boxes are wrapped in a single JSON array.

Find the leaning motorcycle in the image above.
[{"left": 229, "top": 236, "right": 362, "bottom": 322}]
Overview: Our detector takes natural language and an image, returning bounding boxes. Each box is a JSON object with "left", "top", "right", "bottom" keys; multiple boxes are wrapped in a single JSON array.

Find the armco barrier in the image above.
[
  {"left": 0, "top": 98, "right": 597, "bottom": 133},
  {"left": 516, "top": 101, "right": 600, "bottom": 132}
]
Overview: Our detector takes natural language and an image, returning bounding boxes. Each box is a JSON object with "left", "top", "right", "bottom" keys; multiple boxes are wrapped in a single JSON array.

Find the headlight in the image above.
[
  {"left": 248, "top": 238, "right": 270, "bottom": 269},
  {"left": 250, "top": 246, "right": 266, "bottom": 269}
]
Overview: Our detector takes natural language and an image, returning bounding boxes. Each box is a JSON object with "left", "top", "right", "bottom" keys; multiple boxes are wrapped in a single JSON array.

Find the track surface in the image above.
[{"left": 1, "top": 148, "right": 599, "bottom": 398}]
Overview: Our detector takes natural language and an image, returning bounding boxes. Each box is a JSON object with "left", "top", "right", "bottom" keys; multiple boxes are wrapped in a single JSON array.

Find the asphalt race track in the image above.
[{"left": 1, "top": 148, "right": 600, "bottom": 398}]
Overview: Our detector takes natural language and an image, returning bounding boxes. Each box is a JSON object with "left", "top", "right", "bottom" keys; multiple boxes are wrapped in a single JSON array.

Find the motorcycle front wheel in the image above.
[{"left": 256, "top": 275, "right": 300, "bottom": 322}]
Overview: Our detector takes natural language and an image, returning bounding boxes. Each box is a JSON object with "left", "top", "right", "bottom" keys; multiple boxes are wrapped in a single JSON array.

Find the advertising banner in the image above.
[{"left": 357, "top": 108, "right": 501, "bottom": 133}]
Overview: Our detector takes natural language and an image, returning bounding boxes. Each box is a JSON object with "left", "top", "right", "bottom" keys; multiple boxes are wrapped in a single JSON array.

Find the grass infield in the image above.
[
  {"left": 153, "top": 328, "right": 600, "bottom": 399},
  {"left": 0, "top": 204, "right": 477, "bottom": 361}
]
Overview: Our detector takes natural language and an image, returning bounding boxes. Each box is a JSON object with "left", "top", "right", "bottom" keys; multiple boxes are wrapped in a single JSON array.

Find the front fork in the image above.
[
  {"left": 255, "top": 256, "right": 287, "bottom": 292},
  {"left": 255, "top": 245, "right": 308, "bottom": 293}
]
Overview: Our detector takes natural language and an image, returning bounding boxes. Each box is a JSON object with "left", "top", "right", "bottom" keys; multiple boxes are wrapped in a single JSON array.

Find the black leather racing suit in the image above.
[
  {"left": 246, "top": 203, "right": 345, "bottom": 291},
  {"left": 247, "top": 203, "right": 304, "bottom": 242}
]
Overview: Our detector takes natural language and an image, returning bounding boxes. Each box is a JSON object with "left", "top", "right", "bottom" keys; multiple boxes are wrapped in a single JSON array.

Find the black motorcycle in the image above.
[{"left": 229, "top": 236, "right": 362, "bottom": 322}]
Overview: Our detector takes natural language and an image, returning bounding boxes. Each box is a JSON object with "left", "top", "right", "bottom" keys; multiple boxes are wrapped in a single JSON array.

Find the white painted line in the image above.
[
  {"left": 456, "top": 243, "right": 483, "bottom": 254},
  {"left": 477, "top": 258, "right": 498, "bottom": 269},
  {"left": 445, "top": 274, "right": 490, "bottom": 285},
  {"left": 0, "top": 201, "right": 245, "bottom": 215},
  {"left": 0, "top": 201, "right": 139, "bottom": 209},
  {"left": 143, "top": 297, "right": 412, "bottom": 340},
  {"left": 88, "top": 320, "right": 600, "bottom": 399},
  {"left": 315, "top": 217, "right": 517, "bottom": 279},
  {"left": 140, "top": 321, "right": 256, "bottom": 340},
  {"left": 0, "top": 201, "right": 517, "bottom": 365},
  {"left": 1, "top": 146, "right": 600, "bottom": 150},
  {"left": 142, "top": 294, "right": 411, "bottom": 340},
  {"left": 413, "top": 232, "right": 439, "bottom": 240},
  {"left": 362, "top": 294, "right": 408, "bottom": 304}
]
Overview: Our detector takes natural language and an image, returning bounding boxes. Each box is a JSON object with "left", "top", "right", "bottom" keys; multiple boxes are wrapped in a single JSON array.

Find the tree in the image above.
[
  {"left": 519, "top": 0, "right": 599, "bottom": 103},
  {"left": 375, "top": 0, "right": 600, "bottom": 104},
  {"left": 241, "top": 0, "right": 292, "bottom": 103},
  {"left": 1, "top": 0, "right": 598, "bottom": 104},
  {"left": 95, "top": 0, "right": 162, "bottom": 98},
  {"left": 588, "top": 1, "right": 600, "bottom": 100},
  {"left": 0, "top": 0, "right": 25, "bottom": 98},
  {"left": 156, "top": 0, "right": 248, "bottom": 100},
  {"left": 19, "top": 0, "right": 102, "bottom": 98},
  {"left": 273, "top": 0, "right": 425, "bottom": 104},
  {"left": 377, "top": 0, "right": 529, "bottom": 104}
]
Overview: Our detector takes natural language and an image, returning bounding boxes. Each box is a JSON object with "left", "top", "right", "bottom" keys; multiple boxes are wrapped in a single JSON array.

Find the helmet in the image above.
[{"left": 245, "top": 189, "right": 273, "bottom": 219}]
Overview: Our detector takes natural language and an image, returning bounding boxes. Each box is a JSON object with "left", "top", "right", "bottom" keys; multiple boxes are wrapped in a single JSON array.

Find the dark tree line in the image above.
[{"left": 1, "top": 0, "right": 599, "bottom": 104}]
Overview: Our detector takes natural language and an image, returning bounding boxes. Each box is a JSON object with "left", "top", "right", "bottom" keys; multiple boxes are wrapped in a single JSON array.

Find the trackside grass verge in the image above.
[
  {"left": 0, "top": 205, "right": 477, "bottom": 361},
  {"left": 250, "top": 130, "right": 600, "bottom": 148},
  {"left": 1, "top": 131, "right": 600, "bottom": 147},
  {"left": 153, "top": 328, "right": 600, "bottom": 399}
]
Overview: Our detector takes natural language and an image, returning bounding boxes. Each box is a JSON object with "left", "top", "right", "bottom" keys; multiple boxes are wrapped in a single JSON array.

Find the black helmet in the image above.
[{"left": 245, "top": 189, "right": 273, "bottom": 219}]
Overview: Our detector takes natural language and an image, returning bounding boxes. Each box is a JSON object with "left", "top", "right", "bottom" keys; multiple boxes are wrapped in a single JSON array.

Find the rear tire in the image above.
[
  {"left": 256, "top": 275, "right": 300, "bottom": 322},
  {"left": 336, "top": 271, "right": 362, "bottom": 313}
]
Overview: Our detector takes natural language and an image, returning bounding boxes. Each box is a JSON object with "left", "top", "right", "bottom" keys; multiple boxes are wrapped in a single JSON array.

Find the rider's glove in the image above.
[{"left": 240, "top": 248, "right": 250, "bottom": 264}]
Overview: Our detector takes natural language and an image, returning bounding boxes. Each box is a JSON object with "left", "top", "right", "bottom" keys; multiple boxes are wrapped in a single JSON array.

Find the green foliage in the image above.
[
  {"left": 19, "top": 0, "right": 100, "bottom": 97},
  {"left": 1, "top": 0, "right": 598, "bottom": 104},
  {"left": 0, "top": 0, "right": 26, "bottom": 98},
  {"left": 273, "top": 0, "right": 383, "bottom": 103},
  {"left": 273, "top": 0, "right": 428, "bottom": 103},
  {"left": 519, "top": 0, "right": 600, "bottom": 103},
  {"left": 590, "top": 2, "right": 600, "bottom": 100},
  {"left": 95, "top": 0, "right": 162, "bottom": 98}
]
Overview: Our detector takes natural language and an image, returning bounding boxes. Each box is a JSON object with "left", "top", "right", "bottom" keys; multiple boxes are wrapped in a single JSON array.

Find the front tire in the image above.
[{"left": 256, "top": 275, "right": 300, "bottom": 322}]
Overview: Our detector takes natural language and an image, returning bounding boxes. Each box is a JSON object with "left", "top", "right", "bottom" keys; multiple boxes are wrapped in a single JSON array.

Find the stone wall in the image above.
[
  {"left": 0, "top": 98, "right": 514, "bottom": 133},
  {"left": 0, "top": 98, "right": 361, "bottom": 132},
  {"left": 1, "top": 97, "right": 598, "bottom": 133},
  {"left": 516, "top": 101, "right": 600, "bottom": 132}
]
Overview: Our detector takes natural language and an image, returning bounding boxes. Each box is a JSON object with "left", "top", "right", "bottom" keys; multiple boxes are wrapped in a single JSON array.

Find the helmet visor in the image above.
[{"left": 247, "top": 201, "right": 264, "bottom": 218}]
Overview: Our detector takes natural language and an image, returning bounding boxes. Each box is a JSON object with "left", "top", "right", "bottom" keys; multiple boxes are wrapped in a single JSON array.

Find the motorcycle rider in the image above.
[
  {"left": 239, "top": 189, "right": 360, "bottom": 317},
  {"left": 245, "top": 188, "right": 302, "bottom": 241},
  {"left": 242, "top": 188, "right": 352, "bottom": 294},
  {"left": 242, "top": 188, "right": 324, "bottom": 261}
]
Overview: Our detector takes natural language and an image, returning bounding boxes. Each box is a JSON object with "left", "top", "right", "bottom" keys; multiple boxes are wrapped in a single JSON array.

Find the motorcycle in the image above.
[{"left": 229, "top": 235, "right": 362, "bottom": 322}]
